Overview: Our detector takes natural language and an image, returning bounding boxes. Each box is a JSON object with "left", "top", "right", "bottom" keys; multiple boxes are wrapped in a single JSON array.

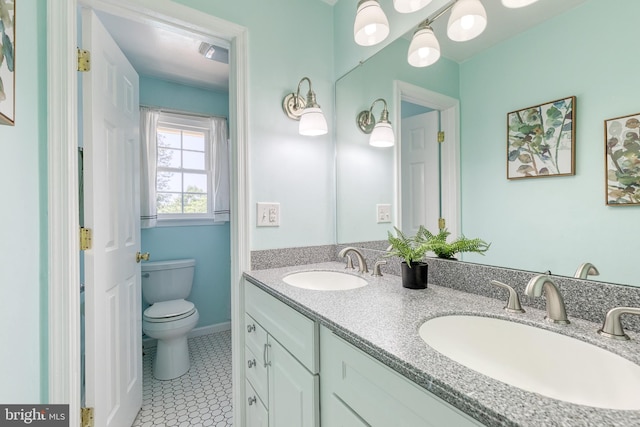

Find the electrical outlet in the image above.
[
  {"left": 376, "top": 204, "right": 391, "bottom": 223},
  {"left": 257, "top": 202, "right": 280, "bottom": 227}
]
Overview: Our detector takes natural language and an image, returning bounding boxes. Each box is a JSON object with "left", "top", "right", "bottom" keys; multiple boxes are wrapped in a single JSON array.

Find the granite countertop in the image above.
[{"left": 243, "top": 262, "right": 640, "bottom": 427}]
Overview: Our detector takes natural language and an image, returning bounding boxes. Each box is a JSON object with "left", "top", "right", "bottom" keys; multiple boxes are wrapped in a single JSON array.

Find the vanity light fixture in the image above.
[
  {"left": 356, "top": 98, "right": 395, "bottom": 147},
  {"left": 354, "top": 0, "right": 390, "bottom": 46},
  {"left": 282, "top": 77, "right": 328, "bottom": 136},
  {"left": 406, "top": 0, "right": 486, "bottom": 67},
  {"left": 393, "top": 0, "right": 434, "bottom": 14},
  {"left": 198, "top": 42, "right": 216, "bottom": 59},
  {"left": 501, "top": 0, "right": 540, "bottom": 8}
]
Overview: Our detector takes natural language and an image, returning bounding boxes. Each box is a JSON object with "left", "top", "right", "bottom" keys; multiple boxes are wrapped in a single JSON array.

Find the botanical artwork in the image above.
[
  {"left": 605, "top": 113, "right": 640, "bottom": 206},
  {"left": 0, "top": 0, "right": 14, "bottom": 126},
  {"left": 507, "top": 96, "right": 575, "bottom": 179}
]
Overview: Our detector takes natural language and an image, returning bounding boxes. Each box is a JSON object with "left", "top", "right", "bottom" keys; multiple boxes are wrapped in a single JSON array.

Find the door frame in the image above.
[
  {"left": 393, "top": 80, "right": 460, "bottom": 239},
  {"left": 47, "top": 1, "right": 250, "bottom": 426}
]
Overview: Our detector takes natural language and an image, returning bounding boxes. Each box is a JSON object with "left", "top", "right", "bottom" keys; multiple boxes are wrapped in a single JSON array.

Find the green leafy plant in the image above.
[
  {"left": 387, "top": 226, "right": 490, "bottom": 263},
  {"left": 386, "top": 227, "right": 428, "bottom": 266},
  {"left": 415, "top": 227, "right": 490, "bottom": 259}
]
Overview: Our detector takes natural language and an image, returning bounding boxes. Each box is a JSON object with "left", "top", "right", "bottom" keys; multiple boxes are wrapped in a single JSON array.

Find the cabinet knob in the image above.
[
  {"left": 247, "top": 324, "right": 256, "bottom": 333},
  {"left": 247, "top": 359, "right": 256, "bottom": 368},
  {"left": 248, "top": 396, "right": 257, "bottom": 406}
]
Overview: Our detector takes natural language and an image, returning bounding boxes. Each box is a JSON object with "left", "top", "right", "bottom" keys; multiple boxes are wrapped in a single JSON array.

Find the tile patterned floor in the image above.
[{"left": 132, "top": 330, "right": 233, "bottom": 427}]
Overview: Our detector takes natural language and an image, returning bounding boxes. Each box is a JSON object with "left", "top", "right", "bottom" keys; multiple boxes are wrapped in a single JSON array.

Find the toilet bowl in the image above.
[{"left": 142, "top": 259, "right": 199, "bottom": 380}]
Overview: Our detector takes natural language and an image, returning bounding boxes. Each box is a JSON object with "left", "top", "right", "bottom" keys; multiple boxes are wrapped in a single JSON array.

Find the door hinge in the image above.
[
  {"left": 438, "top": 218, "right": 446, "bottom": 230},
  {"left": 437, "top": 131, "right": 445, "bottom": 143},
  {"left": 77, "top": 48, "right": 91, "bottom": 72},
  {"left": 80, "top": 227, "right": 92, "bottom": 250},
  {"left": 81, "top": 407, "right": 94, "bottom": 427}
]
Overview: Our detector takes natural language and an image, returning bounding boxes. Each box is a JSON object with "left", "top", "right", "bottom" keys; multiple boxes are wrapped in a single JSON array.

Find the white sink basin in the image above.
[
  {"left": 282, "top": 271, "right": 367, "bottom": 291},
  {"left": 419, "top": 315, "right": 640, "bottom": 410}
]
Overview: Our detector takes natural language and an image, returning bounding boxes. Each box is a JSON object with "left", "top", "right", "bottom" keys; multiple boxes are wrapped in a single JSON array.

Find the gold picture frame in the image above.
[{"left": 507, "top": 96, "right": 575, "bottom": 179}]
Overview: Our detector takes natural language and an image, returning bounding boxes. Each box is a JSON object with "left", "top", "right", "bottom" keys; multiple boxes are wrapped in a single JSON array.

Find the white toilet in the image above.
[{"left": 142, "top": 258, "right": 199, "bottom": 380}]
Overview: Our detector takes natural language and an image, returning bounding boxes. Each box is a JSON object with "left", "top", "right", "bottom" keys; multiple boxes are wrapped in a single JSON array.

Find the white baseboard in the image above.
[{"left": 143, "top": 321, "right": 232, "bottom": 348}]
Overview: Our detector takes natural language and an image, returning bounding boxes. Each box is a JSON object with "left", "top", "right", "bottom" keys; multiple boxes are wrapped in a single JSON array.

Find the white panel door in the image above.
[
  {"left": 268, "top": 337, "right": 319, "bottom": 427},
  {"left": 82, "top": 8, "right": 142, "bottom": 427},
  {"left": 401, "top": 111, "right": 440, "bottom": 236}
]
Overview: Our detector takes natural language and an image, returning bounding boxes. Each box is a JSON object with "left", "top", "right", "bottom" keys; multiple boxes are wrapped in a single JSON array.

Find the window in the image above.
[{"left": 156, "top": 113, "right": 213, "bottom": 220}]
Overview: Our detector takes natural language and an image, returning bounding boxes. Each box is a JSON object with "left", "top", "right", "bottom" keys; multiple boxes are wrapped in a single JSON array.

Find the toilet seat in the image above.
[{"left": 144, "top": 299, "right": 196, "bottom": 323}]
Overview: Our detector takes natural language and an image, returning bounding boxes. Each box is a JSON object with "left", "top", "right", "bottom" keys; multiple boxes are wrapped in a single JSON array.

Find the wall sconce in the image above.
[
  {"left": 282, "top": 77, "right": 328, "bottom": 136},
  {"left": 356, "top": 98, "right": 395, "bottom": 147}
]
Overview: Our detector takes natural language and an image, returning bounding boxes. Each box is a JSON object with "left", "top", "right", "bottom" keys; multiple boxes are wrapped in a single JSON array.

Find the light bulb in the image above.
[{"left": 460, "top": 15, "right": 475, "bottom": 30}]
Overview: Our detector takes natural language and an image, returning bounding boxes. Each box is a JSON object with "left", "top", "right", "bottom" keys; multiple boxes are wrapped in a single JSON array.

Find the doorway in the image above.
[
  {"left": 393, "top": 81, "right": 461, "bottom": 240},
  {"left": 47, "top": 2, "right": 249, "bottom": 426}
]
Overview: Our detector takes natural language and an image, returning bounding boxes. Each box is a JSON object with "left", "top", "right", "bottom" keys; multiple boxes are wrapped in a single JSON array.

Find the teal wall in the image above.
[
  {"left": 175, "top": 0, "right": 336, "bottom": 250},
  {"left": 459, "top": 0, "right": 640, "bottom": 284},
  {"left": 0, "top": 0, "right": 47, "bottom": 403},
  {"left": 139, "top": 76, "right": 231, "bottom": 328}
]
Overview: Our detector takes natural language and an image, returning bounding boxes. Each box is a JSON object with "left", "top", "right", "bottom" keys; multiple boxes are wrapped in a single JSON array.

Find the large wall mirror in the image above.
[{"left": 335, "top": 0, "right": 640, "bottom": 287}]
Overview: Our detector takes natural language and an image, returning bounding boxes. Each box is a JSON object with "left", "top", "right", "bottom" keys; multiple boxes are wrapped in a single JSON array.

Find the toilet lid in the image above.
[{"left": 144, "top": 299, "right": 195, "bottom": 319}]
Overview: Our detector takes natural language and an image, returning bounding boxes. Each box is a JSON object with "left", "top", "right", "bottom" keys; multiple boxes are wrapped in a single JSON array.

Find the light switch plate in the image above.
[
  {"left": 376, "top": 204, "right": 392, "bottom": 223},
  {"left": 257, "top": 202, "right": 280, "bottom": 227}
]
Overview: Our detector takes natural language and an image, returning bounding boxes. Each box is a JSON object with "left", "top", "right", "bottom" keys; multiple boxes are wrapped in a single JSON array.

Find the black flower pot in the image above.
[{"left": 401, "top": 261, "right": 428, "bottom": 289}]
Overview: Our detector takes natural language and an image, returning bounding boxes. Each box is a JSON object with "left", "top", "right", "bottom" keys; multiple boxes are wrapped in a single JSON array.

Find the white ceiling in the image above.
[
  {"left": 96, "top": 11, "right": 230, "bottom": 92},
  {"left": 95, "top": 0, "right": 587, "bottom": 93}
]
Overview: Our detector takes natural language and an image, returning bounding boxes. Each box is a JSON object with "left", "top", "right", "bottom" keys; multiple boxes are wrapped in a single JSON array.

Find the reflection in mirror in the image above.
[{"left": 335, "top": 1, "right": 640, "bottom": 287}]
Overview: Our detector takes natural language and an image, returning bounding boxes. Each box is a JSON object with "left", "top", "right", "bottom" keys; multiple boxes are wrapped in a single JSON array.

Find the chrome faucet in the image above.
[
  {"left": 574, "top": 262, "right": 599, "bottom": 279},
  {"left": 597, "top": 307, "right": 640, "bottom": 340},
  {"left": 490, "top": 280, "right": 525, "bottom": 313},
  {"left": 524, "top": 275, "right": 570, "bottom": 324},
  {"left": 338, "top": 247, "right": 368, "bottom": 273}
]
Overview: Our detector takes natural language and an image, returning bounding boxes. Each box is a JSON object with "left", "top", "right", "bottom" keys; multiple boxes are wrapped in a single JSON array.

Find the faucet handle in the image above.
[
  {"left": 490, "top": 280, "right": 525, "bottom": 313},
  {"left": 597, "top": 306, "right": 640, "bottom": 340},
  {"left": 371, "top": 260, "right": 386, "bottom": 277}
]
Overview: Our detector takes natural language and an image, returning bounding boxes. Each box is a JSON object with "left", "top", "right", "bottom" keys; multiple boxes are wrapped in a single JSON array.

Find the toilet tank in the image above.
[{"left": 141, "top": 259, "right": 196, "bottom": 304}]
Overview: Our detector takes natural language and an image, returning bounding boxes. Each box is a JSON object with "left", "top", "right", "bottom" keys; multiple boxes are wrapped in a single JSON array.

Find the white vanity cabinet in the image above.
[
  {"left": 244, "top": 280, "right": 320, "bottom": 427},
  {"left": 320, "top": 326, "right": 484, "bottom": 427}
]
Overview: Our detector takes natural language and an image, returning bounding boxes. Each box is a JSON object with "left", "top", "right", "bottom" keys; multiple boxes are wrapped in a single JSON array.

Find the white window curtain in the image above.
[
  {"left": 209, "top": 116, "right": 230, "bottom": 222},
  {"left": 140, "top": 107, "right": 160, "bottom": 228}
]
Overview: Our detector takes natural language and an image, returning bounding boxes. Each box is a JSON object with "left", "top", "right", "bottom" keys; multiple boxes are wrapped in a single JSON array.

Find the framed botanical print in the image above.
[
  {"left": 605, "top": 112, "right": 640, "bottom": 206},
  {"left": 507, "top": 96, "right": 575, "bottom": 179}
]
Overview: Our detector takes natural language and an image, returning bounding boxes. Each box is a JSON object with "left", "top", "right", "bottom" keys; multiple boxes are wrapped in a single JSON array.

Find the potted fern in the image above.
[
  {"left": 387, "top": 226, "right": 491, "bottom": 289},
  {"left": 386, "top": 227, "right": 429, "bottom": 289}
]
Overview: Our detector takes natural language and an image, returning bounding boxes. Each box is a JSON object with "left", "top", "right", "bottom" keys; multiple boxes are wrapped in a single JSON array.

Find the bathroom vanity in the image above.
[{"left": 243, "top": 262, "right": 640, "bottom": 427}]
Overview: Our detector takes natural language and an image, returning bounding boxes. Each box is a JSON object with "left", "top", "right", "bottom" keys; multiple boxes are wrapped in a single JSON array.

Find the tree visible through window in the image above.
[{"left": 156, "top": 114, "right": 212, "bottom": 218}]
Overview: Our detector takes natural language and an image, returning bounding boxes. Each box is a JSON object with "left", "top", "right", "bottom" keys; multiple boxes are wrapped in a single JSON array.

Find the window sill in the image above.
[{"left": 155, "top": 218, "right": 228, "bottom": 227}]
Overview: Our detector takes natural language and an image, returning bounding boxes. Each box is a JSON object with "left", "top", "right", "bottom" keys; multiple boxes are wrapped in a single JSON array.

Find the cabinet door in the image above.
[
  {"left": 246, "top": 380, "right": 269, "bottom": 427},
  {"left": 324, "top": 393, "right": 370, "bottom": 427},
  {"left": 268, "top": 337, "right": 319, "bottom": 427}
]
